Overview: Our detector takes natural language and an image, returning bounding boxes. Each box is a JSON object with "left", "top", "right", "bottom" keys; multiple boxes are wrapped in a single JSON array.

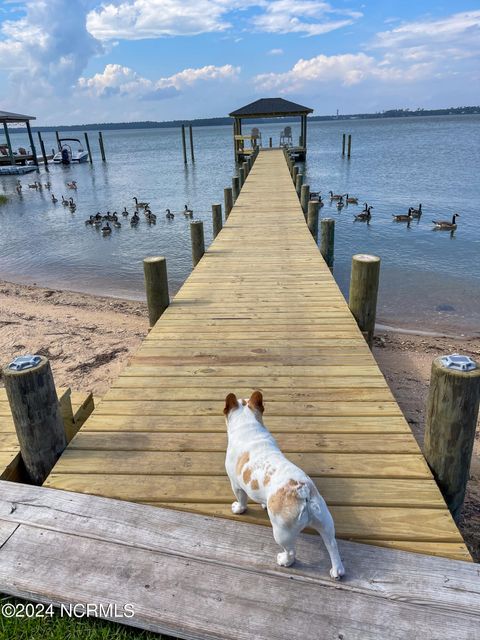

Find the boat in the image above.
[{"left": 53, "top": 138, "right": 89, "bottom": 164}]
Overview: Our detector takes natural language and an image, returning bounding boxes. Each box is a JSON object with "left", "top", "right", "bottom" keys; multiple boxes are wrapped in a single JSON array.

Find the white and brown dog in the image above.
[{"left": 224, "top": 391, "right": 345, "bottom": 579}]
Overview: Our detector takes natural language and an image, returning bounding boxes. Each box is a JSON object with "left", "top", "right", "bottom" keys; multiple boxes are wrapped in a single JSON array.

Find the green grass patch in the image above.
[
  {"left": 0, "top": 194, "right": 8, "bottom": 205},
  {"left": 0, "top": 596, "right": 177, "bottom": 640}
]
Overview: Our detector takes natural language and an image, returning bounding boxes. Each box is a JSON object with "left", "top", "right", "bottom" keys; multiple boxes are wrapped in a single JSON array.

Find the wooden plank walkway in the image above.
[
  {"left": 1, "top": 482, "right": 479, "bottom": 640},
  {"left": 45, "top": 149, "right": 470, "bottom": 561}
]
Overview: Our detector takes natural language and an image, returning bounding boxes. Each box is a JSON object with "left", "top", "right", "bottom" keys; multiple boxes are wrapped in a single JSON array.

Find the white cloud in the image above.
[
  {"left": 251, "top": 0, "right": 362, "bottom": 37},
  {"left": 78, "top": 63, "right": 240, "bottom": 99},
  {"left": 268, "top": 48, "right": 284, "bottom": 55}
]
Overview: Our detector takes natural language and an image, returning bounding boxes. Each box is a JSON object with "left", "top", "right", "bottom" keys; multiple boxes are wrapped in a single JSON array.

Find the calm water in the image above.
[{"left": 1, "top": 115, "right": 479, "bottom": 333}]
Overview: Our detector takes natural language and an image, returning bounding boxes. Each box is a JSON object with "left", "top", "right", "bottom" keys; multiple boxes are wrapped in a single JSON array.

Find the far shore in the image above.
[{"left": 0, "top": 277, "right": 478, "bottom": 561}]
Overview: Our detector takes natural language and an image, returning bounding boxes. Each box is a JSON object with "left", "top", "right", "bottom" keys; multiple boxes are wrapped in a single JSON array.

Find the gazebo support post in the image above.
[
  {"left": 26, "top": 120, "right": 38, "bottom": 166},
  {"left": 3, "top": 123, "right": 15, "bottom": 166}
]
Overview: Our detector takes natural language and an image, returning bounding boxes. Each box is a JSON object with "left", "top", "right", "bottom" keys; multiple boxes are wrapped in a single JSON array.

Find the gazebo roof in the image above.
[
  {"left": 229, "top": 98, "right": 313, "bottom": 118},
  {"left": 0, "top": 110, "right": 36, "bottom": 123}
]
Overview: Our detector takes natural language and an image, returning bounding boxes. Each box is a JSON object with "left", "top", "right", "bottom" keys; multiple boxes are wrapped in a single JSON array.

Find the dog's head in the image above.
[{"left": 223, "top": 391, "right": 264, "bottom": 425}]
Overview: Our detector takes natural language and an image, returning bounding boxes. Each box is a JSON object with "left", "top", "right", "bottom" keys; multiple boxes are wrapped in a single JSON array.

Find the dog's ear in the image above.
[
  {"left": 248, "top": 390, "right": 264, "bottom": 414},
  {"left": 224, "top": 393, "right": 239, "bottom": 416}
]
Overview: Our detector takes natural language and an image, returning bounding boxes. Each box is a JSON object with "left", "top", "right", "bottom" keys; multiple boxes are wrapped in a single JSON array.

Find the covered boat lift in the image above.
[
  {"left": 0, "top": 109, "right": 38, "bottom": 167},
  {"left": 229, "top": 97, "right": 313, "bottom": 162}
]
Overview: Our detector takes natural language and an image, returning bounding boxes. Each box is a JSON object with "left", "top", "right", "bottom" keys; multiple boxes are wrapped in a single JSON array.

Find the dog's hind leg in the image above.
[{"left": 310, "top": 504, "right": 345, "bottom": 579}]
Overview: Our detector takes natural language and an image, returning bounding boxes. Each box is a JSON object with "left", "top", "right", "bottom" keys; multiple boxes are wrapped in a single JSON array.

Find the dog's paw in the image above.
[
  {"left": 261, "top": 503, "right": 267, "bottom": 510},
  {"left": 277, "top": 551, "right": 295, "bottom": 567},
  {"left": 330, "top": 563, "right": 345, "bottom": 580},
  {"left": 231, "top": 501, "right": 246, "bottom": 514}
]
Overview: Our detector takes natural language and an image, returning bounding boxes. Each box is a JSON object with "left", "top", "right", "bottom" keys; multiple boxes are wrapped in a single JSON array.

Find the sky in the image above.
[{"left": 0, "top": 0, "right": 479, "bottom": 125}]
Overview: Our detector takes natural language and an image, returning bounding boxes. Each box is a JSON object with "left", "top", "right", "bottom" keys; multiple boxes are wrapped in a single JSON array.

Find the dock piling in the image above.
[
  {"left": 239, "top": 166, "right": 245, "bottom": 188},
  {"left": 212, "top": 203, "right": 223, "bottom": 238},
  {"left": 269, "top": 137, "right": 272, "bottom": 148},
  {"left": 300, "top": 184, "right": 310, "bottom": 218},
  {"left": 189, "top": 125, "right": 195, "bottom": 162},
  {"left": 295, "top": 173, "right": 303, "bottom": 196},
  {"left": 307, "top": 200, "right": 320, "bottom": 239},
  {"left": 224, "top": 187, "right": 233, "bottom": 219},
  {"left": 190, "top": 220, "right": 205, "bottom": 267},
  {"left": 242, "top": 160, "right": 249, "bottom": 179},
  {"left": 424, "top": 357, "right": 480, "bottom": 520},
  {"left": 181, "top": 125, "right": 187, "bottom": 164},
  {"left": 292, "top": 165, "right": 298, "bottom": 183},
  {"left": 55, "top": 130, "right": 61, "bottom": 151},
  {"left": 143, "top": 256, "right": 170, "bottom": 328},
  {"left": 37, "top": 131, "right": 48, "bottom": 169},
  {"left": 320, "top": 218, "right": 335, "bottom": 271},
  {"left": 98, "top": 131, "right": 106, "bottom": 162},
  {"left": 348, "top": 254, "right": 380, "bottom": 348},
  {"left": 347, "top": 134, "right": 352, "bottom": 158},
  {"left": 2, "top": 355, "right": 67, "bottom": 485},
  {"left": 342, "top": 133, "right": 346, "bottom": 156},
  {"left": 84, "top": 132, "right": 93, "bottom": 163},
  {"left": 232, "top": 176, "right": 240, "bottom": 202}
]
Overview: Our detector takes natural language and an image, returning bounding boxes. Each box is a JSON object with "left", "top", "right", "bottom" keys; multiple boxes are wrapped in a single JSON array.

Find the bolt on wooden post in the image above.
[
  {"left": 348, "top": 254, "right": 380, "bottom": 348},
  {"left": 143, "top": 256, "right": 170, "bottom": 328},
  {"left": 224, "top": 187, "right": 233, "bottom": 219},
  {"left": 307, "top": 200, "right": 320, "bottom": 238},
  {"left": 2, "top": 355, "right": 67, "bottom": 485},
  {"left": 424, "top": 357, "right": 480, "bottom": 520},
  {"left": 300, "top": 184, "right": 310, "bottom": 218},
  {"left": 190, "top": 220, "right": 205, "bottom": 267},
  {"left": 320, "top": 219, "right": 335, "bottom": 270},
  {"left": 212, "top": 203, "right": 222, "bottom": 238}
]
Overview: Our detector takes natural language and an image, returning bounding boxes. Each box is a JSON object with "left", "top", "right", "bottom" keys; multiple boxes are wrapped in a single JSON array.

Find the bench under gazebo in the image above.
[{"left": 229, "top": 97, "right": 313, "bottom": 162}]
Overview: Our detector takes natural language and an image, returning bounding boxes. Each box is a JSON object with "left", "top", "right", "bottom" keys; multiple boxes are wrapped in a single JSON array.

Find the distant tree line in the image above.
[{"left": 8, "top": 106, "right": 479, "bottom": 133}]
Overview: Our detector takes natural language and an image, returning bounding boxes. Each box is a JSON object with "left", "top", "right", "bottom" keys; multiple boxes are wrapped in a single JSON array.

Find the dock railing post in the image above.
[
  {"left": 320, "top": 219, "right": 335, "bottom": 271},
  {"left": 84, "top": 132, "right": 93, "bottom": 163},
  {"left": 189, "top": 125, "right": 195, "bottom": 162},
  {"left": 347, "top": 134, "right": 352, "bottom": 158},
  {"left": 424, "top": 357, "right": 480, "bottom": 520},
  {"left": 239, "top": 166, "right": 245, "bottom": 189},
  {"left": 143, "top": 256, "right": 170, "bottom": 328},
  {"left": 98, "top": 131, "right": 106, "bottom": 162},
  {"left": 295, "top": 173, "right": 303, "bottom": 196},
  {"left": 181, "top": 124, "right": 187, "bottom": 164},
  {"left": 307, "top": 200, "right": 320, "bottom": 238},
  {"left": 300, "top": 184, "right": 310, "bottom": 218},
  {"left": 342, "top": 133, "right": 346, "bottom": 156},
  {"left": 348, "top": 254, "right": 380, "bottom": 348},
  {"left": 190, "top": 220, "right": 205, "bottom": 267},
  {"left": 2, "top": 355, "right": 67, "bottom": 485},
  {"left": 224, "top": 187, "right": 233, "bottom": 219},
  {"left": 232, "top": 176, "right": 240, "bottom": 202},
  {"left": 212, "top": 203, "right": 222, "bottom": 238}
]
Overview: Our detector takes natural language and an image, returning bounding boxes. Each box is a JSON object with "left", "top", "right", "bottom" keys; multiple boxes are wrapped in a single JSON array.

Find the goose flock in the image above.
[{"left": 314, "top": 190, "right": 461, "bottom": 231}]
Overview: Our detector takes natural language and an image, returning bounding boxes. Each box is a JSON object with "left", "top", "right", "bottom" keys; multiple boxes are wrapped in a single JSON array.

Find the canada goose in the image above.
[
  {"left": 51, "top": 194, "right": 58, "bottom": 203},
  {"left": 130, "top": 213, "right": 140, "bottom": 226},
  {"left": 344, "top": 194, "right": 358, "bottom": 204},
  {"left": 184, "top": 205, "right": 193, "bottom": 216},
  {"left": 393, "top": 208, "right": 413, "bottom": 222},
  {"left": 101, "top": 222, "right": 112, "bottom": 235},
  {"left": 432, "top": 214, "right": 459, "bottom": 230},
  {"left": 133, "top": 196, "right": 149, "bottom": 209},
  {"left": 112, "top": 212, "right": 118, "bottom": 222},
  {"left": 329, "top": 191, "right": 343, "bottom": 200},
  {"left": 318, "top": 195, "right": 324, "bottom": 208},
  {"left": 122, "top": 207, "right": 129, "bottom": 217},
  {"left": 44, "top": 182, "right": 51, "bottom": 189},
  {"left": 113, "top": 220, "right": 121, "bottom": 228},
  {"left": 336, "top": 196, "right": 345, "bottom": 209},
  {"left": 85, "top": 216, "right": 94, "bottom": 226},
  {"left": 165, "top": 208, "right": 174, "bottom": 219},
  {"left": 61, "top": 195, "right": 69, "bottom": 206},
  {"left": 67, "top": 181, "right": 77, "bottom": 189},
  {"left": 411, "top": 203, "right": 422, "bottom": 217},
  {"left": 15, "top": 180, "right": 22, "bottom": 193},
  {"left": 146, "top": 212, "right": 156, "bottom": 224},
  {"left": 28, "top": 182, "right": 39, "bottom": 189},
  {"left": 355, "top": 206, "right": 372, "bottom": 221}
]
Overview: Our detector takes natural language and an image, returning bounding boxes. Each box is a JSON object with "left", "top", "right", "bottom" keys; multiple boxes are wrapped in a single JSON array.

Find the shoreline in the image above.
[{"left": 0, "top": 278, "right": 478, "bottom": 560}]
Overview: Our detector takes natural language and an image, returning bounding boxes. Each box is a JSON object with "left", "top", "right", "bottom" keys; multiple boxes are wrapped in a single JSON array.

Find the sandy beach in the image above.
[{"left": 0, "top": 278, "right": 478, "bottom": 560}]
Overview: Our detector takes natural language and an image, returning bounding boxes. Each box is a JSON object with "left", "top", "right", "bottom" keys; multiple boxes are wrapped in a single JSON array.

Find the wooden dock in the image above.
[{"left": 45, "top": 149, "right": 470, "bottom": 562}]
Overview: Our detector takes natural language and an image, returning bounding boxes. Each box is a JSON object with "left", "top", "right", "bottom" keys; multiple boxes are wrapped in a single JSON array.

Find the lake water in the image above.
[{"left": 1, "top": 115, "right": 479, "bottom": 334}]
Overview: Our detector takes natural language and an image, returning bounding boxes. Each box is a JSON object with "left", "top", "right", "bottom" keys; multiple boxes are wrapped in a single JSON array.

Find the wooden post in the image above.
[
  {"left": 320, "top": 218, "right": 335, "bottom": 271},
  {"left": 224, "top": 187, "right": 233, "bottom": 219},
  {"left": 295, "top": 173, "right": 303, "bottom": 196},
  {"left": 242, "top": 160, "right": 249, "bottom": 179},
  {"left": 181, "top": 125, "right": 187, "bottom": 164},
  {"left": 239, "top": 166, "right": 245, "bottom": 188},
  {"left": 269, "top": 137, "right": 272, "bottom": 148},
  {"left": 307, "top": 200, "right": 319, "bottom": 238},
  {"left": 347, "top": 134, "right": 352, "bottom": 158},
  {"left": 55, "top": 130, "right": 61, "bottom": 151},
  {"left": 143, "top": 256, "right": 169, "bottom": 328},
  {"left": 292, "top": 165, "right": 298, "bottom": 183},
  {"left": 300, "top": 184, "right": 310, "bottom": 218},
  {"left": 3, "top": 123, "right": 15, "bottom": 166},
  {"left": 2, "top": 355, "right": 67, "bottom": 485},
  {"left": 348, "top": 254, "right": 380, "bottom": 348},
  {"left": 189, "top": 125, "right": 195, "bottom": 162},
  {"left": 37, "top": 132, "right": 48, "bottom": 168},
  {"left": 190, "top": 221, "right": 205, "bottom": 267},
  {"left": 26, "top": 121, "right": 38, "bottom": 166},
  {"left": 424, "top": 357, "right": 480, "bottom": 520},
  {"left": 98, "top": 131, "right": 106, "bottom": 162},
  {"left": 232, "top": 176, "right": 240, "bottom": 202},
  {"left": 212, "top": 203, "right": 222, "bottom": 238},
  {"left": 342, "top": 133, "right": 346, "bottom": 156},
  {"left": 84, "top": 132, "right": 93, "bottom": 163}
]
